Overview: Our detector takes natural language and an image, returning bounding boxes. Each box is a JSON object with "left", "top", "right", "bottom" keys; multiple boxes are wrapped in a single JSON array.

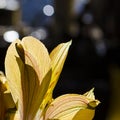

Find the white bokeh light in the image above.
[
  {"left": 31, "top": 28, "right": 47, "bottom": 40},
  {"left": 0, "top": 0, "right": 6, "bottom": 9},
  {"left": 6, "top": 0, "right": 19, "bottom": 11},
  {"left": 0, "top": 0, "right": 19, "bottom": 11},
  {"left": 43, "top": 5, "right": 54, "bottom": 16},
  {"left": 3, "top": 30, "right": 19, "bottom": 43}
]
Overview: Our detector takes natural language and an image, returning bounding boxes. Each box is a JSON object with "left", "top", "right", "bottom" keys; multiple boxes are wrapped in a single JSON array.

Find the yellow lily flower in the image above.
[{"left": 3, "top": 36, "right": 100, "bottom": 120}]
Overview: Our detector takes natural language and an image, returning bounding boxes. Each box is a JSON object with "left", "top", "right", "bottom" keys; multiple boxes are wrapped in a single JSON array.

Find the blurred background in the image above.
[{"left": 0, "top": 0, "right": 120, "bottom": 119}]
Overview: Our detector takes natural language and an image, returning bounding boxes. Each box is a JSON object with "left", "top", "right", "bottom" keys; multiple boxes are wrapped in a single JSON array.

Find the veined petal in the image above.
[
  {"left": 5, "top": 36, "right": 51, "bottom": 120},
  {"left": 84, "top": 88, "right": 95, "bottom": 99},
  {"left": 50, "top": 40, "right": 72, "bottom": 91},
  {"left": 5, "top": 39, "right": 22, "bottom": 104},
  {"left": 41, "top": 41, "right": 72, "bottom": 110},
  {"left": 45, "top": 89, "right": 100, "bottom": 120},
  {"left": 72, "top": 89, "right": 100, "bottom": 120},
  {"left": 21, "top": 36, "right": 51, "bottom": 80}
]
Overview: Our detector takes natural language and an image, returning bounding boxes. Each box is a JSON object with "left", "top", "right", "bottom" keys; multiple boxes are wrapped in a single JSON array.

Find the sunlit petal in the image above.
[
  {"left": 5, "top": 39, "right": 22, "bottom": 104},
  {"left": 41, "top": 41, "right": 72, "bottom": 110},
  {"left": 45, "top": 89, "right": 100, "bottom": 120},
  {"left": 50, "top": 40, "right": 72, "bottom": 90},
  {"left": 5, "top": 36, "right": 51, "bottom": 119},
  {"left": 21, "top": 36, "right": 51, "bottom": 80}
]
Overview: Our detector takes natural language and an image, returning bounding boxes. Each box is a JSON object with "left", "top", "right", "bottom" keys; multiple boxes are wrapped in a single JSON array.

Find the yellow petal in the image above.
[
  {"left": 3, "top": 92, "right": 15, "bottom": 110},
  {"left": 0, "top": 71, "right": 8, "bottom": 92},
  {"left": 21, "top": 36, "right": 51, "bottom": 80},
  {"left": 9, "top": 111, "right": 20, "bottom": 120},
  {"left": 45, "top": 94, "right": 86, "bottom": 120},
  {"left": 5, "top": 39, "right": 22, "bottom": 104},
  {"left": 73, "top": 108, "right": 95, "bottom": 120},
  {"left": 0, "top": 72, "right": 15, "bottom": 120},
  {"left": 50, "top": 40, "right": 72, "bottom": 91},
  {"left": 45, "top": 93, "right": 99, "bottom": 120},
  {"left": 84, "top": 88, "right": 95, "bottom": 99},
  {"left": 84, "top": 88, "right": 100, "bottom": 108},
  {"left": 41, "top": 41, "right": 72, "bottom": 111},
  {"left": 0, "top": 71, "right": 15, "bottom": 109},
  {"left": 5, "top": 36, "right": 51, "bottom": 119},
  {"left": 0, "top": 81, "right": 6, "bottom": 120}
]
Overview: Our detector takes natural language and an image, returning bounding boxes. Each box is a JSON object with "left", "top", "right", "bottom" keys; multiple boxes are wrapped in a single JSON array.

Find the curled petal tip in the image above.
[
  {"left": 88, "top": 100, "right": 100, "bottom": 108},
  {"left": 68, "top": 40, "right": 72, "bottom": 45}
]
